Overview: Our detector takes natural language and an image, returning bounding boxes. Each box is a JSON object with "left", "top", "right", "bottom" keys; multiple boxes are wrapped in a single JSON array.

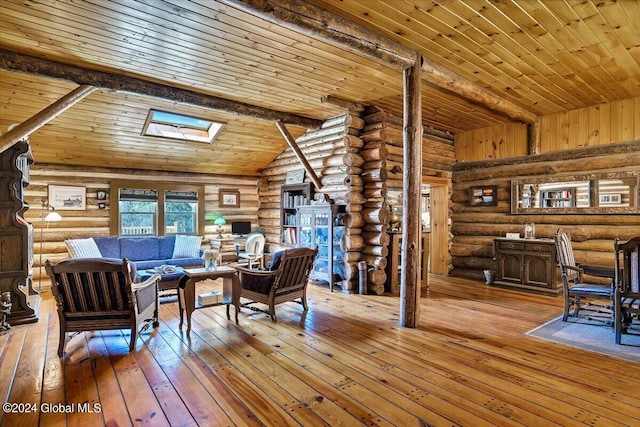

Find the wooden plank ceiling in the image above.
[{"left": 1, "top": 0, "right": 639, "bottom": 175}]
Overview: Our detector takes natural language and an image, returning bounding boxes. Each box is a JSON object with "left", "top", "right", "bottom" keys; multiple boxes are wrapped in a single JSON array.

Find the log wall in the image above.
[
  {"left": 455, "top": 96, "right": 640, "bottom": 161},
  {"left": 450, "top": 141, "right": 640, "bottom": 281},
  {"left": 258, "top": 113, "right": 366, "bottom": 292},
  {"left": 25, "top": 164, "right": 258, "bottom": 287}
]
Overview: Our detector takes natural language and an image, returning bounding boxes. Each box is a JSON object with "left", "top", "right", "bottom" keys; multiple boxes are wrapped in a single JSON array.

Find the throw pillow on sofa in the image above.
[
  {"left": 65, "top": 237, "right": 102, "bottom": 258},
  {"left": 172, "top": 235, "right": 203, "bottom": 259}
]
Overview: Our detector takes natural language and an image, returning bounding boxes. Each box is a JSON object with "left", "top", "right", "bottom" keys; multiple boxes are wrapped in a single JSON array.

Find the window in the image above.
[
  {"left": 142, "top": 110, "right": 224, "bottom": 144},
  {"left": 164, "top": 191, "right": 198, "bottom": 234},
  {"left": 119, "top": 189, "right": 158, "bottom": 236},
  {"left": 111, "top": 181, "right": 204, "bottom": 237}
]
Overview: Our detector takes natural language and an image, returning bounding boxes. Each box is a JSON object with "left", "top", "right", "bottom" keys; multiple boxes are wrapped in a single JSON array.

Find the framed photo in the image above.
[
  {"left": 49, "top": 185, "right": 86, "bottom": 210},
  {"left": 219, "top": 188, "right": 240, "bottom": 208},
  {"left": 469, "top": 185, "right": 498, "bottom": 207},
  {"left": 599, "top": 193, "right": 621, "bottom": 206},
  {"left": 285, "top": 169, "right": 305, "bottom": 184}
]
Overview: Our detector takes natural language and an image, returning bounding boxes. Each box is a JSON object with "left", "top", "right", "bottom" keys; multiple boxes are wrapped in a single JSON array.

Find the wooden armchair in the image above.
[
  {"left": 614, "top": 237, "right": 640, "bottom": 344},
  {"left": 553, "top": 229, "right": 614, "bottom": 323},
  {"left": 232, "top": 247, "right": 317, "bottom": 323},
  {"left": 45, "top": 258, "right": 160, "bottom": 357}
]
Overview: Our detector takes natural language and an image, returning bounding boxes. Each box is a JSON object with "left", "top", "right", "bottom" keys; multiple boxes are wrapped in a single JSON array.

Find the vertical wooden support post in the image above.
[
  {"left": 526, "top": 118, "right": 541, "bottom": 155},
  {"left": 400, "top": 53, "right": 422, "bottom": 328}
]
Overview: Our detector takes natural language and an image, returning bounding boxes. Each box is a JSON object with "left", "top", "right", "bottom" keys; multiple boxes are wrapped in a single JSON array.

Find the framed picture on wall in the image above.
[
  {"left": 219, "top": 188, "right": 240, "bottom": 208},
  {"left": 49, "top": 185, "right": 86, "bottom": 210},
  {"left": 469, "top": 185, "right": 498, "bottom": 207}
]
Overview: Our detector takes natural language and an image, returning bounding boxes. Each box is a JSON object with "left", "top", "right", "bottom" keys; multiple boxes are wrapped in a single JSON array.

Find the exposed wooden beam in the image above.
[
  {"left": 0, "top": 49, "right": 323, "bottom": 130},
  {"left": 320, "top": 95, "right": 366, "bottom": 112},
  {"left": 400, "top": 53, "right": 423, "bottom": 328},
  {"left": 421, "top": 58, "right": 538, "bottom": 124},
  {"left": 222, "top": 0, "right": 416, "bottom": 71},
  {"left": 224, "top": 1, "right": 537, "bottom": 124},
  {"left": 0, "top": 85, "right": 95, "bottom": 153},
  {"left": 274, "top": 120, "right": 323, "bottom": 191}
]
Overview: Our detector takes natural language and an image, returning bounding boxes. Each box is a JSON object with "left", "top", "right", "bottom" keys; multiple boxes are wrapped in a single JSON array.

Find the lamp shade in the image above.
[
  {"left": 214, "top": 217, "right": 226, "bottom": 226},
  {"left": 45, "top": 211, "right": 62, "bottom": 222}
]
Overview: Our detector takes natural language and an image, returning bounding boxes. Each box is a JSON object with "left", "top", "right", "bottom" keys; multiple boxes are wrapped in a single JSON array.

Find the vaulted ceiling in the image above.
[{"left": 1, "top": 0, "right": 638, "bottom": 175}]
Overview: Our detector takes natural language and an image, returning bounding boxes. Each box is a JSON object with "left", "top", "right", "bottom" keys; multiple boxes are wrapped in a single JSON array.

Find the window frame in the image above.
[{"left": 110, "top": 180, "right": 205, "bottom": 237}]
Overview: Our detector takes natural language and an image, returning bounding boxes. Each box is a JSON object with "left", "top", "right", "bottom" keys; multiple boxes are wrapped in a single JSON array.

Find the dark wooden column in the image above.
[{"left": 400, "top": 53, "right": 422, "bottom": 328}]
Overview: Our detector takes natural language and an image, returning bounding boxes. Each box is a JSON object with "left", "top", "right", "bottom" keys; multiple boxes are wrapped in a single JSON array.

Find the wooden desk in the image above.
[{"left": 177, "top": 266, "right": 240, "bottom": 334}]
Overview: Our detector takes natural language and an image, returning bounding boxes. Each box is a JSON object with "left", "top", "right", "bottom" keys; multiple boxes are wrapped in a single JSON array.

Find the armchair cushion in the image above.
[{"left": 240, "top": 270, "right": 277, "bottom": 294}]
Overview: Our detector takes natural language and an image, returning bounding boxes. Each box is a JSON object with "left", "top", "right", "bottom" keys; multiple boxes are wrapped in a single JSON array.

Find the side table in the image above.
[{"left": 177, "top": 266, "right": 240, "bottom": 334}]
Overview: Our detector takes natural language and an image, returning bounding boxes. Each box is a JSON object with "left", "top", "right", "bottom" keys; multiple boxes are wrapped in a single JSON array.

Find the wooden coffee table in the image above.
[{"left": 177, "top": 266, "right": 240, "bottom": 334}]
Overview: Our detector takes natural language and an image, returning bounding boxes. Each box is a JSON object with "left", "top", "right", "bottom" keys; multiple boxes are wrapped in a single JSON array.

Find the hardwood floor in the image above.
[{"left": 1, "top": 275, "right": 638, "bottom": 426}]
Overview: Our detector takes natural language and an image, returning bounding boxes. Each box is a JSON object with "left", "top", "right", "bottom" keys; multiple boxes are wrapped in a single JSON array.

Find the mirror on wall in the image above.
[{"left": 512, "top": 171, "right": 639, "bottom": 214}]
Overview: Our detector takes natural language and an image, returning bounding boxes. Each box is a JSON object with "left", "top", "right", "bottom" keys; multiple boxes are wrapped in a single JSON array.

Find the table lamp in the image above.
[{"left": 214, "top": 216, "right": 226, "bottom": 238}]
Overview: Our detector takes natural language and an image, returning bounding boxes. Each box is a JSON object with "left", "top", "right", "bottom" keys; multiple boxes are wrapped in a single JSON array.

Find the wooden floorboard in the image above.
[{"left": 0, "top": 275, "right": 638, "bottom": 426}]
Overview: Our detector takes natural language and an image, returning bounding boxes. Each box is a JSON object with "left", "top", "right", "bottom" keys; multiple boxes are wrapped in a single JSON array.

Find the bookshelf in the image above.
[
  {"left": 280, "top": 183, "right": 312, "bottom": 246},
  {"left": 541, "top": 188, "right": 575, "bottom": 208}
]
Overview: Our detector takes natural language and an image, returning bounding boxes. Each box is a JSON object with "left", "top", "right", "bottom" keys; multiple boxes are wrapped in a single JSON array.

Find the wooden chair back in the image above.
[
  {"left": 554, "top": 229, "right": 578, "bottom": 282},
  {"left": 272, "top": 247, "right": 317, "bottom": 291},
  {"left": 47, "top": 258, "right": 134, "bottom": 315},
  {"left": 615, "top": 236, "right": 640, "bottom": 293},
  {"left": 613, "top": 236, "right": 640, "bottom": 344}
]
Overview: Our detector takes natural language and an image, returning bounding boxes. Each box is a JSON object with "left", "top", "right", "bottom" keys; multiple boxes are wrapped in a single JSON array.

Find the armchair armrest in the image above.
[
  {"left": 132, "top": 273, "right": 161, "bottom": 292},
  {"left": 577, "top": 263, "right": 616, "bottom": 279},
  {"left": 235, "top": 266, "right": 275, "bottom": 277}
]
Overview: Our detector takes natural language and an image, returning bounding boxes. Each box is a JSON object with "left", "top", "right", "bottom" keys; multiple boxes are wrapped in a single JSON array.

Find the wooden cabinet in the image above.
[
  {"left": 280, "top": 183, "right": 312, "bottom": 246},
  {"left": 0, "top": 139, "right": 38, "bottom": 325},
  {"left": 493, "top": 238, "right": 561, "bottom": 294},
  {"left": 385, "top": 231, "right": 430, "bottom": 293},
  {"left": 296, "top": 203, "right": 345, "bottom": 291}
]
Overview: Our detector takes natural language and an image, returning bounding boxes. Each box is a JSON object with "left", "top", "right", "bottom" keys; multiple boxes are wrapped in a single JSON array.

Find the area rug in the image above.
[{"left": 526, "top": 316, "right": 640, "bottom": 363}]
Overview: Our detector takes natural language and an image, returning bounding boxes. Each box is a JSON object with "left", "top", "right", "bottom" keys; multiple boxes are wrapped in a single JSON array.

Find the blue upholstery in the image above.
[
  {"left": 92, "top": 236, "right": 120, "bottom": 258},
  {"left": 91, "top": 235, "right": 203, "bottom": 291},
  {"left": 158, "top": 235, "right": 176, "bottom": 259},
  {"left": 120, "top": 237, "right": 160, "bottom": 261}
]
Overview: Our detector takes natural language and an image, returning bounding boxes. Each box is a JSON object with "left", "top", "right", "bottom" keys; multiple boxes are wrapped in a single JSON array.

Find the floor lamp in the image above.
[{"left": 39, "top": 199, "right": 62, "bottom": 292}]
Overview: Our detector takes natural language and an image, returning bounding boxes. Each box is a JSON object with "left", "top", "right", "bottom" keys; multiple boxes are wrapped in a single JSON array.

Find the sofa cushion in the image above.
[
  {"left": 158, "top": 235, "right": 176, "bottom": 260},
  {"left": 172, "top": 235, "right": 202, "bottom": 258},
  {"left": 65, "top": 238, "right": 102, "bottom": 258},
  {"left": 120, "top": 237, "right": 160, "bottom": 261},
  {"left": 133, "top": 260, "right": 166, "bottom": 270},
  {"left": 165, "top": 257, "right": 203, "bottom": 268},
  {"left": 93, "top": 236, "right": 121, "bottom": 258}
]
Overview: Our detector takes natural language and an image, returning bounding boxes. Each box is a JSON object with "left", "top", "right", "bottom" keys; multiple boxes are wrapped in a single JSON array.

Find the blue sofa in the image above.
[{"left": 91, "top": 236, "right": 204, "bottom": 291}]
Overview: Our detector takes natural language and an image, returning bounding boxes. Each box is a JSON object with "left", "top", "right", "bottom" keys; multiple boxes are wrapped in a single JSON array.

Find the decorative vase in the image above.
[{"left": 205, "top": 259, "right": 217, "bottom": 270}]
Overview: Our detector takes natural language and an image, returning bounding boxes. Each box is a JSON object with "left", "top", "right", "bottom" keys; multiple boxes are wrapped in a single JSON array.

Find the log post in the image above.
[
  {"left": 400, "top": 53, "right": 422, "bottom": 328},
  {"left": 275, "top": 120, "right": 323, "bottom": 190},
  {"left": 0, "top": 85, "right": 96, "bottom": 153}
]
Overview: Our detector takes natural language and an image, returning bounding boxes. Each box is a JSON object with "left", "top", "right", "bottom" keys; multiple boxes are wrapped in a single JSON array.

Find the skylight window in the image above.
[{"left": 142, "top": 110, "right": 224, "bottom": 143}]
